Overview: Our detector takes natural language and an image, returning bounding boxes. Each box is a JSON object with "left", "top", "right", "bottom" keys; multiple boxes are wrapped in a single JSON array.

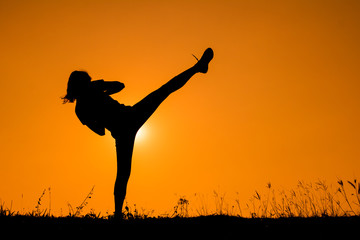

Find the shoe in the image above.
[{"left": 195, "top": 48, "right": 214, "bottom": 73}]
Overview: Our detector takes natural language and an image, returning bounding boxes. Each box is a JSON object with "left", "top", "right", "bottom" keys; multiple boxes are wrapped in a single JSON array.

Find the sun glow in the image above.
[{"left": 135, "top": 126, "right": 147, "bottom": 142}]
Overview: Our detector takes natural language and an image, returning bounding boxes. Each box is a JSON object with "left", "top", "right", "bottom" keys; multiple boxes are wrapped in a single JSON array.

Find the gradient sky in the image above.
[{"left": 1, "top": 0, "right": 360, "bottom": 215}]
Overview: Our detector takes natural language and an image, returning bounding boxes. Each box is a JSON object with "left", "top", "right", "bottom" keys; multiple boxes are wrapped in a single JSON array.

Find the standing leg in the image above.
[
  {"left": 114, "top": 132, "right": 136, "bottom": 218},
  {"left": 132, "top": 48, "right": 214, "bottom": 129}
]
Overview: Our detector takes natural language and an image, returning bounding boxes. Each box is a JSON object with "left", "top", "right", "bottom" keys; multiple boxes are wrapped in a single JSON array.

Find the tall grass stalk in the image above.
[
  {"left": 1, "top": 179, "right": 359, "bottom": 219},
  {"left": 245, "top": 179, "right": 360, "bottom": 218},
  {"left": 68, "top": 185, "right": 95, "bottom": 217}
]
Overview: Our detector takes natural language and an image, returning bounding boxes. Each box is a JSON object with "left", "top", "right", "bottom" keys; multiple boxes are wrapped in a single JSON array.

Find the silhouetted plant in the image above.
[
  {"left": 245, "top": 179, "right": 360, "bottom": 218},
  {"left": 0, "top": 200, "right": 16, "bottom": 217},
  {"left": 84, "top": 208, "right": 101, "bottom": 219},
  {"left": 172, "top": 196, "right": 189, "bottom": 217},
  {"left": 32, "top": 189, "right": 48, "bottom": 217},
  {"left": 1, "top": 178, "right": 359, "bottom": 219},
  {"left": 120, "top": 202, "right": 154, "bottom": 219},
  {"left": 213, "top": 191, "right": 226, "bottom": 215},
  {"left": 68, "top": 186, "right": 95, "bottom": 217}
]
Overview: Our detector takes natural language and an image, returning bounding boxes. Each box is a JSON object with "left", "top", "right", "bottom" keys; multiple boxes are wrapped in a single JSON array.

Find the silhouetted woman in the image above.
[{"left": 63, "top": 48, "right": 213, "bottom": 217}]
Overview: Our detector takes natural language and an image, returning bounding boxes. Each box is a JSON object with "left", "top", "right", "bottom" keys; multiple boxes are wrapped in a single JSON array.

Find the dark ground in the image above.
[{"left": 1, "top": 215, "right": 359, "bottom": 239}]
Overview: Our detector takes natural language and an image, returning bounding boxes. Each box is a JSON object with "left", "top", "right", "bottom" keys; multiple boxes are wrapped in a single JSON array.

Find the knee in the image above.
[
  {"left": 158, "top": 84, "right": 174, "bottom": 96},
  {"left": 114, "top": 175, "right": 129, "bottom": 190}
]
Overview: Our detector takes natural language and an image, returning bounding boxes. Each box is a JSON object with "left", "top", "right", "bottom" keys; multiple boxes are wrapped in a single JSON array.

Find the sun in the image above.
[{"left": 135, "top": 126, "right": 147, "bottom": 142}]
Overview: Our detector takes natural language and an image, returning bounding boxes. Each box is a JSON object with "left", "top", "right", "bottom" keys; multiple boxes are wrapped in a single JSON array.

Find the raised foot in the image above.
[{"left": 196, "top": 48, "right": 214, "bottom": 73}]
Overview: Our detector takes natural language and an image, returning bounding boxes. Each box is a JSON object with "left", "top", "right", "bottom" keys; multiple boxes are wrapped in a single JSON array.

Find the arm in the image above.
[
  {"left": 93, "top": 80, "right": 125, "bottom": 95},
  {"left": 104, "top": 81, "right": 125, "bottom": 95}
]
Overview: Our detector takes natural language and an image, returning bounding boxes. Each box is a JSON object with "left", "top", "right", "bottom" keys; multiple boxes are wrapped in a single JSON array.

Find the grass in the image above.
[
  {"left": 1, "top": 179, "right": 360, "bottom": 219},
  {"left": 1, "top": 179, "right": 360, "bottom": 237},
  {"left": 245, "top": 179, "right": 360, "bottom": 218}
]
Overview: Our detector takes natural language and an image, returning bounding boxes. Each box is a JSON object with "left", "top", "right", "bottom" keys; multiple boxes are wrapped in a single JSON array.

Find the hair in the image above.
[{"left": 62, "top": 71, "right": 91, "bottom": 103}]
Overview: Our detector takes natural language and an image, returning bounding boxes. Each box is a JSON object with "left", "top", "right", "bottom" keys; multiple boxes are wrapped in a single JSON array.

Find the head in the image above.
[{"left": 62, "top": 71, "right": 91, "bottom": 103}]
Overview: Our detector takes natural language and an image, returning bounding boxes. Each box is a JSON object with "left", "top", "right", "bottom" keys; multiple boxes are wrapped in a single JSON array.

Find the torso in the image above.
[{"left": 75, "top": 82, "right": 131, "bottom": 130}]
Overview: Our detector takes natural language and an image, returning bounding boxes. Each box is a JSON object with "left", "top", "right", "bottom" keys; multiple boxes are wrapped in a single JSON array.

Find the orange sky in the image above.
[{"left": 1, "top": 0, "right": 360, "bottom": 215}]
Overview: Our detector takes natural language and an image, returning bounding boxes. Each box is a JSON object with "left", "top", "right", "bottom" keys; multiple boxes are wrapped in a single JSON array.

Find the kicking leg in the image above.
[
  {"left": 112, "top": 48, "right": 213, "bottom": 217},
  {"left": 113, "top": 62, "right": 202, "bottom": 218},
  {"left": 132, "top": 48, "right": 214, "bottom": 128}
]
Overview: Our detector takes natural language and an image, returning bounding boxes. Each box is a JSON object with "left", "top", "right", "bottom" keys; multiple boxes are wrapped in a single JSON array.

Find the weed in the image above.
[
  {"left": 245, "top": 179, "right": 360, "bottom": 218},
  {"left": 194, "top": 193, "right": 210, "bottom": 216},
  {"left": 234, "top": 192, "right": 243, "bottom": 217},
  {"left": 213, "top": 191, "right": 225, "bottom": 215},
  {"left": 0, "top": 200, "right": 16, "bottom": 217},
  {"left": 172, "top": 196, "right": 190, "bottom": 217},
  {"left": 34, "top": 189, "right": 47, "bottom": 217},
  {"left": 121, "top": 202, "right": 154, "bottom": 219},
  {"left": 1, "top": 179, "right": 359, "bottom": 219},
  {"left": 68, "top": 185, "right": 95, "bottom": 217}
]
